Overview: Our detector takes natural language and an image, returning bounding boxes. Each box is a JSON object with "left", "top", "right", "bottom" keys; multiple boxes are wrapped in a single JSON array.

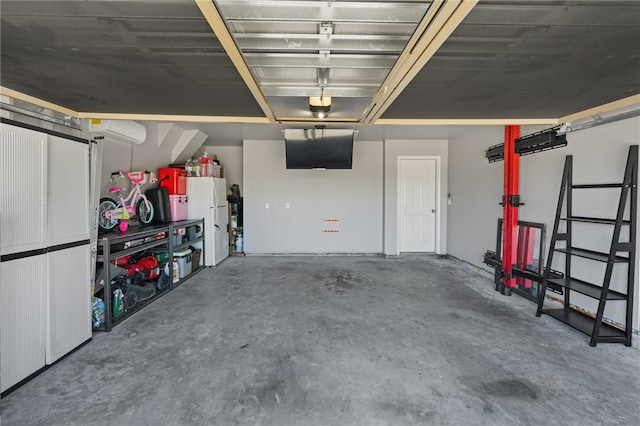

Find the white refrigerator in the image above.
[{"left": 186, "top": 177, "right": 229, "bottom": 266}]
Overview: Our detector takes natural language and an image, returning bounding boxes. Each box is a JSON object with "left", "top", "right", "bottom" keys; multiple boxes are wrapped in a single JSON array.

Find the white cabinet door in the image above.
[
  {"left": 0, "top": 254, "right": 47, "bottom": 392},
  {"left": 47, "top": 136, "right": 90, "bottom": 246},
  {"left": 46, "top": 244, "right": 91, "bottom": 364},
  {"left": 0, "top": 123, "right": 48, "bottom": 255}
]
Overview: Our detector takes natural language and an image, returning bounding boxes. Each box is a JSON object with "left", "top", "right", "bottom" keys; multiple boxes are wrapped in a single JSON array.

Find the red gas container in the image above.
[{"left": 158, "top": 167, "right": 187, "bottom": 195}]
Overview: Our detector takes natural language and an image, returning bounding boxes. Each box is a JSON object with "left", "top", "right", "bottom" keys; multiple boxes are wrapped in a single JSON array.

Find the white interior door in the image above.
[{"left": 399, "top": 158, "right": 437, "bottom": 252}]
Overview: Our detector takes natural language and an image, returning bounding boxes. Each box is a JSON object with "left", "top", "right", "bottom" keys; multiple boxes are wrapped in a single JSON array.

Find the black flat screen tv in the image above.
[{"left": 284, "top": 129, "right": 355, "bottom": 169}]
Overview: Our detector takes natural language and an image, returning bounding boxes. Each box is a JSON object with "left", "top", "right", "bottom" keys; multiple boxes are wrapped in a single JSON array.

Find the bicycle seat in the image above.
[{"left": 109, "top": 187, "right": 122, "bottom": 193}]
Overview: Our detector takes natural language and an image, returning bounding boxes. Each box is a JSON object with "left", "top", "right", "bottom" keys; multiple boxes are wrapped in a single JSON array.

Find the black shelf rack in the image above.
[
  {"left": 95, "top": 219, "right": 205, "bottom": 331},
  {"left": 536, "top": 145, "right": 637, "bottom": 346}
]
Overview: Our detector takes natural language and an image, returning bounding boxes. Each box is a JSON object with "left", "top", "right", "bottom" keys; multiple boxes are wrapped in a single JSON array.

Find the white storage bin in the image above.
[{"left": 173, "top": 249, "right": 192, "bottom": 278}]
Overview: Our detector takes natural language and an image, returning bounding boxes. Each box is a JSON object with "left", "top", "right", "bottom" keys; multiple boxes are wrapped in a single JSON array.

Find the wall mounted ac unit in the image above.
[{"left": 88, "top": 119, "right": 146, "bottom": 144}]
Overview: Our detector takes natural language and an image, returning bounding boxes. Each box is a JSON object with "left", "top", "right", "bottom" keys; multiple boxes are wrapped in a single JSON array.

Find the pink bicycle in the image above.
[{"left": 98, "top": 170, "right": 156, "bottom": 232}]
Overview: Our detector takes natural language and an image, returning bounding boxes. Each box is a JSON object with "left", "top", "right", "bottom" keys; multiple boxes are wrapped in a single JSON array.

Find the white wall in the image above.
[
  {"left": 98, "top": 123, "right": 173, "bottom": 198},
  {"left": 243, "top": 139, "right": 383, "bottom": 254},
  {"left": 447, "top": 126, "right": 503, "bottom": 265},
  {"left": 447, "top": 119, "right": 640, "bottom": 329},
  {"left": 195, "top": 145, "right": 243, "bottom": 197},
  {"left": 384, "top": 139, "right": 449, "bottom": 255}
]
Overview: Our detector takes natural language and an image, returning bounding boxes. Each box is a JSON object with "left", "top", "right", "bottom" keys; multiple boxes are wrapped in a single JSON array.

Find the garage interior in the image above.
[{"left": 1, "top": 1, "right": 639, "bottom": 425}]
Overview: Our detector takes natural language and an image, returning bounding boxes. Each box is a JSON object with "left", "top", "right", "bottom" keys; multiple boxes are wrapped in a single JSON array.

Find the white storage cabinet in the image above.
[{"left": 0, "top": 122, "right": 91, "bottom": 392}]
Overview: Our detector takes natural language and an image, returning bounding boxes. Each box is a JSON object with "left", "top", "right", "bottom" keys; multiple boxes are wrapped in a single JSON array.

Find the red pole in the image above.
[{"left": 502, "top": 125, "right": 520, "bottom": 289}]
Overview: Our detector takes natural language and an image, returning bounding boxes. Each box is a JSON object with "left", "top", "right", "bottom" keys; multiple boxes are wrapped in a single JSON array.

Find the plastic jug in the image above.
[
  {"left": 235, "top": 233, "right": 243, "bottom": 253},
  {"left": 200, "top": 152, "right": 213, "bottom": 177},
  {"left": 164, "top": 259, "right": 180, "bottom": 283}
]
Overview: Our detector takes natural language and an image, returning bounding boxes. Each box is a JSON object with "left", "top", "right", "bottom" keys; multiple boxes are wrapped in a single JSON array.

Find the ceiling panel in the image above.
[
  {"left": 217, "top": 0, "right": 428, "bottom": 23},
  {"left": 0, "top": 0, "right": 637, "bottom": 122},
  {"left": 267, "top": 96, "right": 371, "bottom": 120},
  {"left": 0, "top": 0, "right": 264, "bottom": 116},
  {"left": 382, "top": 0, "right": 640, "bottom": 119},
  {"left": 217, "top": 0, "right": 432, "bottom": 120}
]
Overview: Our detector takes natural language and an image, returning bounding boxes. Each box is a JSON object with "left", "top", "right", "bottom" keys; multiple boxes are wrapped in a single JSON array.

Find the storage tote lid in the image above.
[{"left": 174, "top": 248, "right": 192, "bottom": 257}]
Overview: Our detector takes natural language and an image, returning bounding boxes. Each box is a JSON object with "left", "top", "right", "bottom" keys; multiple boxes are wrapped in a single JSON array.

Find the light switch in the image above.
[
  {"left": 285, "top": 202, "right": 290, "bottom": 209},
  {"left": 265, "top": 203, "right": 270, "bottom": 209}
]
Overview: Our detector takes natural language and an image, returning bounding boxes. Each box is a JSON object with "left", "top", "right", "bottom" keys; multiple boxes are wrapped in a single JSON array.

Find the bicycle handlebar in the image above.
[
  {"left": 110, "top": 170, "right": 156, "bottom": 184},
  {"left": 111, "top": 170, "right": 153, "bottom": 176}
]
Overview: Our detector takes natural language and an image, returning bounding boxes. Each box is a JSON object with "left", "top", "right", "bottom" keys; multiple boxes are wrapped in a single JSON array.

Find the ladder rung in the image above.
[
  {"left": 555, "top": 247, "right": 629, "bottom": 263},
  {"left": 547, "top": 277, "right": 628, "bottom": 300},
  {"left": 561, "top": 216, "right": 631, "bottom": 225},
  {"left": 571, "top": 183, "right": 623, "bottom": 189},
  {"left": 614, "top": 242, "right": 633, "bottom": 252}
]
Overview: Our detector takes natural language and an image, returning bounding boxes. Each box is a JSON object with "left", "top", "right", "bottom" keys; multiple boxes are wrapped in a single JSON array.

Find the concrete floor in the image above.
[{"left": 1, "top": 255, "right": 638, "bottom": 426}]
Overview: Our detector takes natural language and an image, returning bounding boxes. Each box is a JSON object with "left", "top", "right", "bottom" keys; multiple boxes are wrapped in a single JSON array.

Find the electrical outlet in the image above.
[
  {"left": 286, "top": 202, "right": 290, "bottom": 209},
  {"left": 265, "top": 203, "right": 270, "bottom": 209}
]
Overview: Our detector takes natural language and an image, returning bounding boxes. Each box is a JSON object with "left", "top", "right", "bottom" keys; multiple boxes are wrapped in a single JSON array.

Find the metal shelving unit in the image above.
[
  {"left": 536, "top": 145, "right": 637, "bottom": 346},
  {"left": 169, "top": 219, "right": 205, "bottom": 289},
  {"left": 95, "top": 219, "right": 205, "bottom": 331}
]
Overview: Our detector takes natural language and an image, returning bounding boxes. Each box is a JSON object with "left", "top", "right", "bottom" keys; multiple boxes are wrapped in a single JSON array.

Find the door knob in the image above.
[{"left": 431, "top": 209, "right": 435, "bottom": 213}]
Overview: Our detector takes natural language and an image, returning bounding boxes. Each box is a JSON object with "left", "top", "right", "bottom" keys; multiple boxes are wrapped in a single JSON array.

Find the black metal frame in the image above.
[
  {"left": 515, "top": 126, "right": 567, "bottom": 156},
  {"left": 95, "top": 218, "right": 205, "bottom": 331},
  {"left": 536, "top": 145, "right": 637, "bottom": 346},
  {"left": 485, "top": 125, "right": 568, "bottom": 163},
  {"left": 484, "top": 219, "right": 550, "bottom": 301}
]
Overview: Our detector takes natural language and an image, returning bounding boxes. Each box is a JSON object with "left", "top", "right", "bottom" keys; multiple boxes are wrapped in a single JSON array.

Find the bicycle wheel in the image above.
[
  {"left": 136, "top": 197, "right": 155, "bottom": 225},
  {"left": 98, "top": 198, "right": 118, "bottom": 230}
]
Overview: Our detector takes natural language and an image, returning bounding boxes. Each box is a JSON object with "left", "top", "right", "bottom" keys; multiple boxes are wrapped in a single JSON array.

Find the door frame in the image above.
[{"left": 396, "top": 156, "right": 441, "bottom": 255}]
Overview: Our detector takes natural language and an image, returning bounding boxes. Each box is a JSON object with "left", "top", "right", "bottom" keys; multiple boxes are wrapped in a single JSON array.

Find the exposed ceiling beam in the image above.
[
  {"left": 244, "top": 53, "right": 398, "bottom": 69},
  {"left": 0, "top": 86, "right": 79, "bottom": 118},
  {"left": 217, "top": 1, "right": 428, "bottom": 23},
  {"left": 362, "top": 0, "right": 478, "bottom": 124},
  {"left": 76, "top": 112, "right": 270, "bottom": 124},
  {"left": 262, "top": 86, "right": 378, "bottom": 98},
  {"left": 275, "top": 117, "right": 361, "bottom": 124},
  {"left": 375, "top": 118, "right": 558, "bottom": 126},
  {"left": 235, "top": 34, "right": 409, "bottom": 53},
  {"left": 195, "top": 0, "right": 275, "bottom": 122},
  {"left": 557, "top": 94, "right": 640, "bottom": 124},
  {"left": 2, "top": 90, "right": 633, "bottom": 127}
]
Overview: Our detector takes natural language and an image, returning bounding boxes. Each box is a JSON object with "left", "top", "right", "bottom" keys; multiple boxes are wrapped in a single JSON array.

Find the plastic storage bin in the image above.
[
  {"left": 169, "top": 195, "right": 188, "bottom": 221},
  {"left": 174, "top": 249, "right": 192, "bottom": 278},
  {"left": 158, "top": 168, "right": 187, "bottom": 195}
]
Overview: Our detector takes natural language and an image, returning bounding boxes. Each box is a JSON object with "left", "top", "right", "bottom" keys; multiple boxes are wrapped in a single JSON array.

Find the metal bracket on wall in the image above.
[{"left": 500, "top": 194, "right": 524, "bottom": 207}]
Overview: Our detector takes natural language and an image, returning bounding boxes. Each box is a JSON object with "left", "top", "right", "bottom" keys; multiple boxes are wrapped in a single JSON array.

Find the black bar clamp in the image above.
[
  {"left": 499, "top": 195, "right": 525, "bottom": 207},
  {"left": 508, "top": 195, "right": 524, "bottom": 207}
]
